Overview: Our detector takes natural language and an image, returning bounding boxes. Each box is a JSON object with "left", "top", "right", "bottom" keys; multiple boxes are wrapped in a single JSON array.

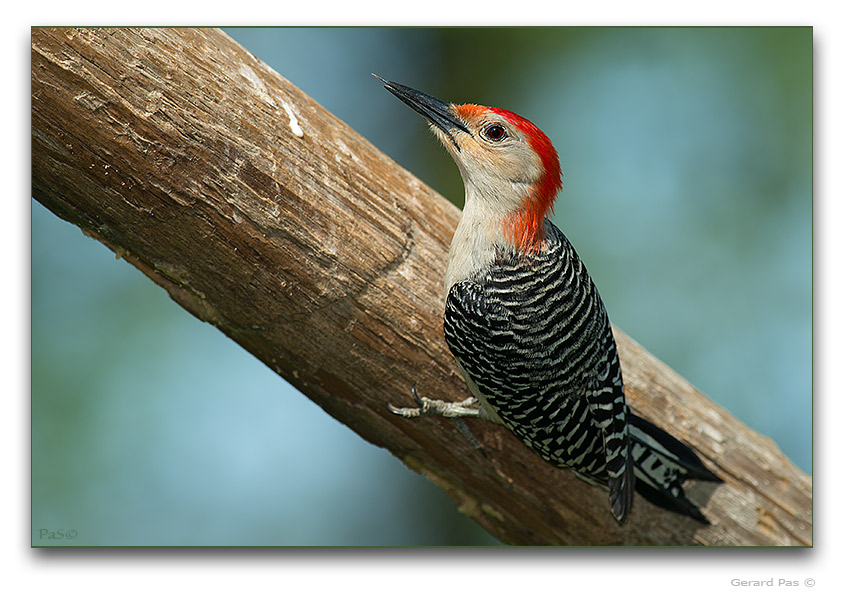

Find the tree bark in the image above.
[{"left": 31, "top": 27, "right": 811, "bottom": 546}]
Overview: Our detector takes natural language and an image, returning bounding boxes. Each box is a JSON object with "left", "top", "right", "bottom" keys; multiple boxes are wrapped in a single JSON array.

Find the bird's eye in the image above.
[{"left": 483, "top": 124, "right": 507, "bottom": 142}]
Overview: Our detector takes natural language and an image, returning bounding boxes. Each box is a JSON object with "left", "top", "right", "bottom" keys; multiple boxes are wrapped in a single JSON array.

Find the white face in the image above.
[{"left": 431, "top": 106, "right": 543, "bottom": 215}]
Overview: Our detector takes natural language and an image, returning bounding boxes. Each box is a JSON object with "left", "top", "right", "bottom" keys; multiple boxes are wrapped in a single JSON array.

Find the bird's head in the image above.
[{"left": 379, "top": 77, "right": 562, "bottom": 253}]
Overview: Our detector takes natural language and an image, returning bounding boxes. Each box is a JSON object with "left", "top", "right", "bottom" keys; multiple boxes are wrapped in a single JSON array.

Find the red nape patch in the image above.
[{"left": 489, "top": 107, "right": 563, "bottom": 253}]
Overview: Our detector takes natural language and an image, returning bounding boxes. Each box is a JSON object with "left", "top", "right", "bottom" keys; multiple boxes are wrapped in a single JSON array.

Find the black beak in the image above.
[{"left": 375, "top": 75, "right": 468, "bottom": 150}]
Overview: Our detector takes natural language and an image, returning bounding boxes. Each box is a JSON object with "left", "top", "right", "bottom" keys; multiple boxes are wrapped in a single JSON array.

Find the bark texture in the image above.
[{"left": 31, "top": 27, "right": 811, "bottom": 546}]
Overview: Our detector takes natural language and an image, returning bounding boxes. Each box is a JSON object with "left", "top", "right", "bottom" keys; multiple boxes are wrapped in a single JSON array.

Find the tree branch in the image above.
[{"left": 31, "top": 27, "right": 811, "bottom": 545}]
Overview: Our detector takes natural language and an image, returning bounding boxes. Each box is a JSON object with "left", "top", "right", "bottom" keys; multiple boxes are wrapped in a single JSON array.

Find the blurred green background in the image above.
[{"left": 31, "top": 27, "right": 811, "bottom": 546}]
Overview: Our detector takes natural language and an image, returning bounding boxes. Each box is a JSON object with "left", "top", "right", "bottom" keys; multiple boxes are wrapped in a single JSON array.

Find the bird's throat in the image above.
[{"left": 445, "top": 199, "right": 547, "bottom": 295}]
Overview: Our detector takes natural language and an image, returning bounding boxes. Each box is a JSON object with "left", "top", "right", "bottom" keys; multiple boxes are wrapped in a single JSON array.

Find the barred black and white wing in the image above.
[{"left": 443, "top": 222, "right": 634, "bottom": 522}]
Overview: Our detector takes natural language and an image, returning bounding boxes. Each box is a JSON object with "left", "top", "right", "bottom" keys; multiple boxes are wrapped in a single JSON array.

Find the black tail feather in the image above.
[
  {"left": 630, "top": 415, "right": 722, "bottom": 483},
  {"left": 629, "top": 414, "right": 722, "bottom": 524}
]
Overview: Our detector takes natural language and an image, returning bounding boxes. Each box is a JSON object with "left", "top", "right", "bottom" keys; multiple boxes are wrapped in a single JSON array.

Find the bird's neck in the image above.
[{"left": 444, "top": 185, "right": 548, "bottom": 296}]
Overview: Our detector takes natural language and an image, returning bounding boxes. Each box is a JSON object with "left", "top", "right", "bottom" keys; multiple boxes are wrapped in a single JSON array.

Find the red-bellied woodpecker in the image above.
[{"left": 379, "top": 77, "right": 721, "bottom": 524}]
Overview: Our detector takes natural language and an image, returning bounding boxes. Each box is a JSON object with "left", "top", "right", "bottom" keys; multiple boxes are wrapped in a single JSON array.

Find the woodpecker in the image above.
[{"left": 380, "top": 77, "right": 722, "bottom": 524}]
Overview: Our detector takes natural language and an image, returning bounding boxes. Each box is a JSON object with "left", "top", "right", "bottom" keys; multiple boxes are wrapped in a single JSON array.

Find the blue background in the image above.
[{"left": 32, "top": 27, "right": 811, "bottom": 546}]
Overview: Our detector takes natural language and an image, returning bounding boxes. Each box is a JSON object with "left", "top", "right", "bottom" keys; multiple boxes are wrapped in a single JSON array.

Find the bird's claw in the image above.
[
  {"left": 387, "top": 384, "right": 432, "bottom": 418},
  {"left": 411, "top": 383, "right": 424, "bottom": 406}
]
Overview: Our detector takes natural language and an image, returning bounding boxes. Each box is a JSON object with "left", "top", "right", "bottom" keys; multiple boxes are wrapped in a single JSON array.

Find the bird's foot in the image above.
[
  {"left": 387, "top": 384, "right": 481, "bottom": 418},
  {"left": 388, "top": 385, "right": 487, "bottom": 457}
]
